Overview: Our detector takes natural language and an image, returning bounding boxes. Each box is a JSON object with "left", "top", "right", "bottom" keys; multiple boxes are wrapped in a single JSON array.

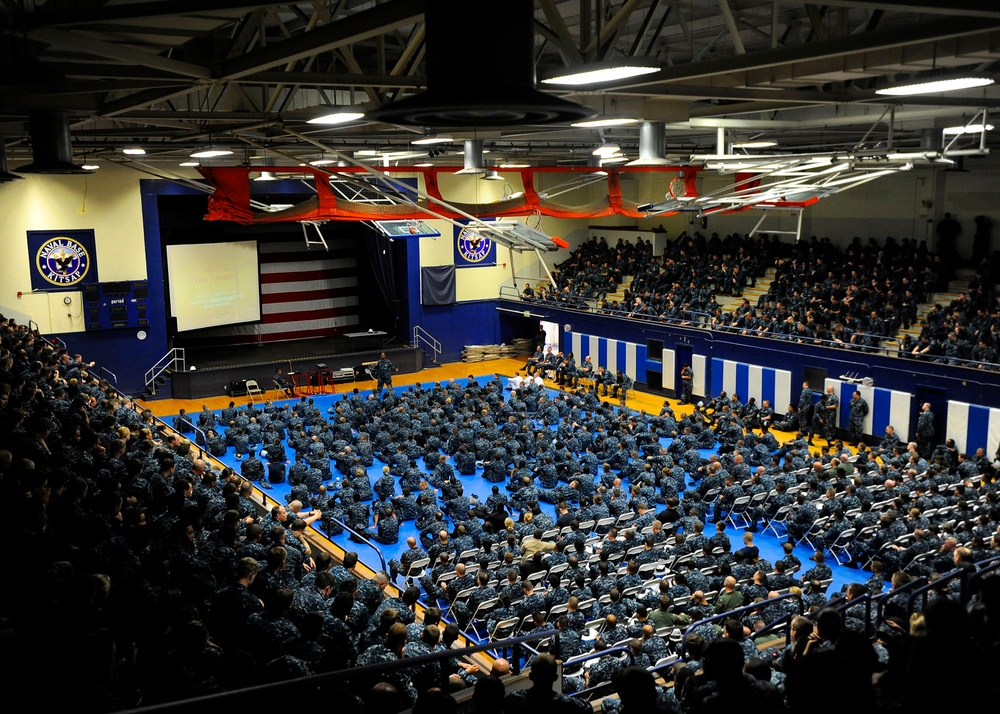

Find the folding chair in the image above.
[
  {"left": 245, "top": 379, "right": 264, "bottom": 403},
  {"left": 795, "top": 516, "right": 830, "bottom": 550},
  {"left": 724, "top": 495, "right": 752, "bottom": 529},
  {"left": 763, "top": 504, "right": 793, "bottom": 538},
  {"left": 404, "top": 557, "right": 430, "bottom": 581},
  {"left": 827, "top": 528, "right": 856, "bottom": 565},
  {"left": 470, "top": 597, "right": 498, "bottom": 633}
]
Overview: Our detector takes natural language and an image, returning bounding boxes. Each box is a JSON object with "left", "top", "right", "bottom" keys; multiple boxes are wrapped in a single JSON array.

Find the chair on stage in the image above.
[{"left": 245, "top": 379, "right": 264, "bottom": 403}]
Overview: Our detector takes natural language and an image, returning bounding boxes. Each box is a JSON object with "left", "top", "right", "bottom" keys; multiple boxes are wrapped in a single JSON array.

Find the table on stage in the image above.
[
  {"left": 345, "top": 330, "right": 387, "bottom": 350},
  {"left": 287, "top": 371, "right": 311, "bottom": 395}
]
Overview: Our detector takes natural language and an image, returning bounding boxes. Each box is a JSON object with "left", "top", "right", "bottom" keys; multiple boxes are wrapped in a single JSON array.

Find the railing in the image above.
[
  {"left": 119, "top": 630, "right": 557, "bottom": 713},
  {"left": 144, "top": 347, "right": 186, "bottom": 396},
  {"left": 99, "top": 365, "right": 118, "bottom": 388},
  {"left": 501, "top": 295, "right": 1000, "bottom": 371},
  {"left": 413, "top": 325, "right": 441, "bottom": 364},
  {"left": 679, "top": 591, "right": 803, "bottom": 655},
  {"left": 319, "top": 515, "right": 389, "bottom": 575}
]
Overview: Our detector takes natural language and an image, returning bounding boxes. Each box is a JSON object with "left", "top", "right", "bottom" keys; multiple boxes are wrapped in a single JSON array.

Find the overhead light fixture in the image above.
[
  {"left": 732, "top": 140, "right": 778, "bottom": 149},
  {"left": 81, "top": 163, "right": 100, "bottom": 170},
  {"left": 542, "top": 61, "right": 661, "bottom": 86},
  {"left": 190, "top": 146, "right": 233, "bottom": 158},
  {"left": 178, "top": 161, "right": 200, "bottom": 167},
  {"left": 254, "top": 171, "right": 277, "bottom": 181},
  {"left": 122, "top": 147, "right": 145, "bottom": 155},
  {"left": 482, "top": 160, "right": 504, "bottom": 180},
  {"left": 571, "top": 117, "right": 640, "bottom": 128},
  {"left": 600, "top": 154, "right": 630, "bottom": 164},
  {"left": 498, "top": 160, "right": 530, "bottom": 168},
  {"left": 309, "top": 157, "right": 337, "bottom": 166},
  {"left": 306, "top": 107, "right": 366, "bottom": 125},
  {"left": 412, "top": 135, "right": 453, "bottom": 145},
  {"left": 875, "top": 75, "right": 994, "bottom": 96},
  {"left": 592, "top": 144, "right": 621, "bottom": 157},
  {"left": 942, "top": 123, "right": 994, "bottom": 135}
]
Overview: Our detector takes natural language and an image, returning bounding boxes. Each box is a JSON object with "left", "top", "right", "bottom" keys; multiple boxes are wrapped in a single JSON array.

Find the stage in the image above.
[{"left": 170, "top": 335, "right": 423, "bottom": 399}]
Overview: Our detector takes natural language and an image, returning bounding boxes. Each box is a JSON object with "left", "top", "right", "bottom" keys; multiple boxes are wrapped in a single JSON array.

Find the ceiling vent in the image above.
[
  {"left": 368, "top": 0, "right": 594, "bottom": 127},
  {"left": 15, "top": 110, "right": 87, "bottom": 174}
]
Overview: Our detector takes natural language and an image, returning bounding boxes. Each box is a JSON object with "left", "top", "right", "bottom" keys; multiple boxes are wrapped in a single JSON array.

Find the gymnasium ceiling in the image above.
[{"left": 2, "top": 0, "right": 1000, "bottom": 171}]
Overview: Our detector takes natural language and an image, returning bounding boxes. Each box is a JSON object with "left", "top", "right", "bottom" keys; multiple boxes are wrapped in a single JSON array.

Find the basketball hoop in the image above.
[
  {"left": 668, "top": 177, "right": 687, "bottom": 199},
  {"left": 407, "top": 220, "right": 419, "bottom": 234}
]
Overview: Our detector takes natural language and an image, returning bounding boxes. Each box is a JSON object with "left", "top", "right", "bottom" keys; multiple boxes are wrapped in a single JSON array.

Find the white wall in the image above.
[{"left": 0, "top": 164, "right": 149, "bottom": 333}]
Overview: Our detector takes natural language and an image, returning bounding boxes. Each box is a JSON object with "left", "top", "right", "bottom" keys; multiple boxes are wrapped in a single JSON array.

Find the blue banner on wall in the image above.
[
  {"left": 28, "top": 229, "right": 99, "bottom": 291},
  {"left": 453, "top": 219, "right": 497, "bottom": 267}
]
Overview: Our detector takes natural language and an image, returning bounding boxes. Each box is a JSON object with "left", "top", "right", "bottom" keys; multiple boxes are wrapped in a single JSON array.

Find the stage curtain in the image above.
[{"left": 365, "top": 224, "right": 396, "bottom": 308}]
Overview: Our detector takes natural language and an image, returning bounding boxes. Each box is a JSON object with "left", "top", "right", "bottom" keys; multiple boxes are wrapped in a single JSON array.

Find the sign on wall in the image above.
[
  {"left": 453, "top": 219, "right": 497, "bottom": 267},
  {"left": 28, "top": 229, "right": 99, "bottom": 291}
]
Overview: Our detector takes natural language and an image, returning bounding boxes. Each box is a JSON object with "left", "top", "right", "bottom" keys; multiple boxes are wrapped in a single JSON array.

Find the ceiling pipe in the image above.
[
  {"left": 15, "top": 110, "right": 87, "bottom": 173},
  {"left": 627, "top": 121, "right": 671, "bottom": 165},
  {"left": 367, "top": 0, "right": 594, "bottom": 126}
]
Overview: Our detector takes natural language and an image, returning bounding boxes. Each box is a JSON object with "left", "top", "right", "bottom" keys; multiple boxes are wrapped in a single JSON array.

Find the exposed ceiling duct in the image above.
[
  {"left": 15, "top": 110, "right": 86, "bottom": 174},
  {"left": 0, "top": 142, "right": 23, "bottom": 181},
  {"left": 627, "top": 122, "right": 671, "bottom": 166},
  {"left": 455, "top": 139, "right": 486, "bottom": 175},
  {"left": 368, "top": 0, "right": 594, "bottom": 127}
]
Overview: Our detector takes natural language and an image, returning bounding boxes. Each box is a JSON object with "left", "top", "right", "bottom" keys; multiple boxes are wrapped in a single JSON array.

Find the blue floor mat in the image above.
[{"left": 169, "top": 377, "right": 864, "bottom": 601}]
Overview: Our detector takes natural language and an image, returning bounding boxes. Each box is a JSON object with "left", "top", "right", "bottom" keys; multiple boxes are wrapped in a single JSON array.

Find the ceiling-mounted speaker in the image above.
[
  {"left": 15, "top": 110, "right": 87, "bottom": 174},
  {"left": 368, "top": 0, "right": 594, "bottom": 127}
]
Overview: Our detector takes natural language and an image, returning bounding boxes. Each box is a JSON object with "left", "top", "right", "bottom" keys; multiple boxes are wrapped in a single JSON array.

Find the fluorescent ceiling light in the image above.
[
  {"left": 412, "top": 135, "right": 453, "bottom": 145},
  {"left": 592, "top": 144, "right": 621, "bottom": 156},
  {"left": 542, "top": 62, "right": 660, "bottom": 86},
  {"left": 875, "top": 75, "right": 994, "bottom": 96},
  {"left": 601, "top": 155, "right": 630, "bottom": 164},
  {"left": 732, "top": 140, "right": 778, "bottom": 149},
  {"left": 190, "top": 146, "right": 233, "bottom": 158},
  {"left": 122, "top": 147, "right": 145, "bottom": 155},
  {"left": 309, "top": 158, "right": 337, "bottom": 166},
  {"left": 499, "top": 161, "right": 530, "bottom": 168},
  {"left": 942, "top": 123, "right": 994, "bottom": 135},
  {"left": 254, "top": 171, "right": 277, "bottom": 181},
  {"left": 414, "top": 163, "right": 435, "bottom": 167},
  {"left": 81, "top": 164, "right": 100, "bottom": 170},
  {"left": 307, "top": 108, "right": 365, "bottom": 125},
  {"left": 179, "top": 161, "right": 201, "bottom": 167},
  {"left": 571, "top": 117, "right": 640, "bottom": 128}
]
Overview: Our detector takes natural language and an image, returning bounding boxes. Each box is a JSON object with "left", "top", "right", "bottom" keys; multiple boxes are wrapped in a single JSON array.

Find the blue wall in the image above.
[
  {"left": 498, "top": 298, "right": 1000, "bottom": 444},
  {"left": 403, "top": 240, "right": 502, "bottom": 362}
]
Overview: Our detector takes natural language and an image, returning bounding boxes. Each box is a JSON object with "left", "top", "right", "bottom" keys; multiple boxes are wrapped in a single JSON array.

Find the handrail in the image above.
[
  {"left": 99, "top": 365, "right": 119, "bottom": 388},
  {"left": 321, "top": 515, "right": 389, "bottom": 575},
  {"left": 679, "top": 590, "right": 803, "bottom": 655},
  {"left": 144, "top": 347, "right": 186, "bottom": 396},
  {"left": 413, "top": 325, "right": 442, "bottom": 364},
  {"left": 871, "top": 574, "right": 927, "bottom": 626},
  {"left": 499, "top": 285, "right": 521, "bottom": 300},
  {"left": 120, "top": 629, "right": 560, "bottom": 713}
]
